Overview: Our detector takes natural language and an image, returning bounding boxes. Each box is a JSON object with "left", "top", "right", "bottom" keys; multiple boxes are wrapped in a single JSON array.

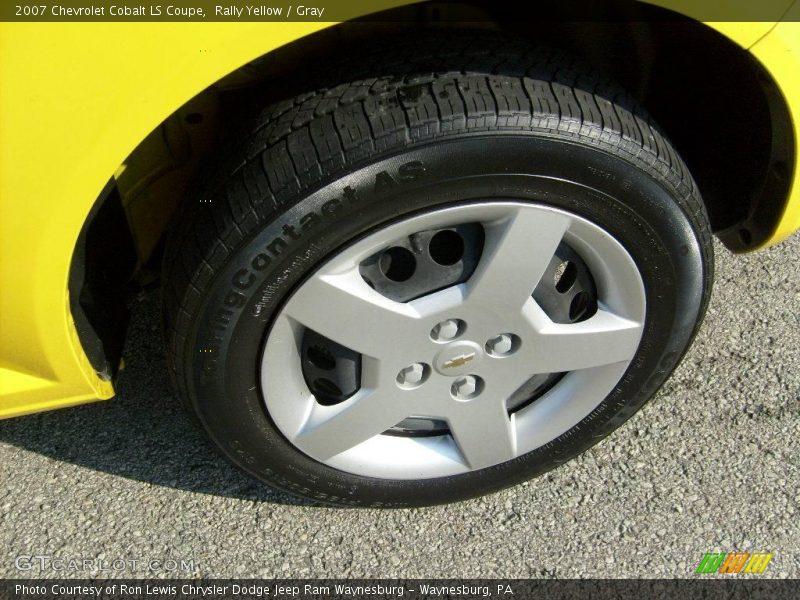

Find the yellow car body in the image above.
[{"left": 1, "top": 1, "right": 799, "bottom": 419}]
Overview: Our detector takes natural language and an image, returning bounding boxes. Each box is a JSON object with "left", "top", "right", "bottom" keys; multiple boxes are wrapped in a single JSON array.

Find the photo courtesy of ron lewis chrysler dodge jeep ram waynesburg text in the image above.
[{"left": 1, "top": 0, "right": 799, "bottom": 506}]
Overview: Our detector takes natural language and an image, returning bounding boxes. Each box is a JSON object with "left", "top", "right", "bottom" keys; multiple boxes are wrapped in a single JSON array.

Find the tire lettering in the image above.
[
  {"left": 398, "top": 160, "right": 426, "bottom": 181},
  {"left": 251, "top": 253, "right": 272, "bottom": 270},
  {"left": 204, "top": 159, "right": 429, "bottom": 379},
  {"left": 373, "top": 170, "right": 397, "bottom": 192},
  {"left": 233, "top": 269, "right": 255, "bottom": 290},
  {"left": 266, "top": 237, "right": 288, "bottom": 257},
  {"left": 321, "top": 198, "right": 342, "bottom": 215},
  {"left": 299, "top": 212, "right": 320, "bottom": 231},
  {"left": 223, "top": 291, "right": 246, "bottom": 308}
]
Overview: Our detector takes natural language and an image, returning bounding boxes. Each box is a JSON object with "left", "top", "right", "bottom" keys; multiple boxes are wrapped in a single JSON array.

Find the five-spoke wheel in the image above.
[{"left": 262, "top": 203, "right": 646, "bottom": 478}]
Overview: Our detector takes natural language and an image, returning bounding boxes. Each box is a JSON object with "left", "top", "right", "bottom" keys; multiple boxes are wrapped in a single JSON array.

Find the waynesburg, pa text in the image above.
[{"left": 15, "top": 583, "right": 515, "bottom": 597}]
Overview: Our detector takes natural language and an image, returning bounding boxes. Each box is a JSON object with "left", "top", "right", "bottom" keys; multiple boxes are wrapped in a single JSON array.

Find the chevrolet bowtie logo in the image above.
[{"left": 443, "top": 352, "right": 476, "bottom": 369}]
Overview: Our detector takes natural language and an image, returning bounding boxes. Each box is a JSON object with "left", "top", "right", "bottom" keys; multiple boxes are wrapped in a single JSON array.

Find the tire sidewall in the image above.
[{"left": 186, "top": 134, "right": 706, "bottom": 507}]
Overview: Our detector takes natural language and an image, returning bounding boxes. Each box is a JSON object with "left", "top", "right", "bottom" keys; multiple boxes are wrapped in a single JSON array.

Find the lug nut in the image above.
[
  {"left": 431, "top": 319, "right": 465, "bottom": 342},
  {"left": 397, "top": 363, "right": 428, "bottom": 388},
  {"left": 451, "top": 375, "right": 483, "bottom": 400},
  {"left": 486, "top": 333, "right": 519, "bottom": 357}
]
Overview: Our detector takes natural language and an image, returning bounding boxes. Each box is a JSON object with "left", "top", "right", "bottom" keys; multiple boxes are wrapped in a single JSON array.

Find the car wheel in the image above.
[{"left": 163, "top": 48, "right": 713, "bottom": 507}]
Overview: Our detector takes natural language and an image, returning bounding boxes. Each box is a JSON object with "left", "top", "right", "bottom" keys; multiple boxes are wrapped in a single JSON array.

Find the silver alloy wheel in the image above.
[{"left": 261, "top": 202, "right": 646, "bottom": 479}]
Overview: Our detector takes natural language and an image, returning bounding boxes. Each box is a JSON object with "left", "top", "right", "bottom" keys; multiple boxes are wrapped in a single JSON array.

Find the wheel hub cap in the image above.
[{"left": 261, "top": 202, "right": 646, "bottom": 479}]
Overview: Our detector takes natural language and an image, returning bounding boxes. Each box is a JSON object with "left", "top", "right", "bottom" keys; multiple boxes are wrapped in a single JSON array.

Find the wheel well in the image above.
[{"left": 71, "top": 0, "right": 794, "bottom": 378}]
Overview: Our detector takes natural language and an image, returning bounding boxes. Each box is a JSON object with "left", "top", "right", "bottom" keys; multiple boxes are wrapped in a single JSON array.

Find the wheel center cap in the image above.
[{"left": 433, "top": 340, "right": 484, "bottom": 376}]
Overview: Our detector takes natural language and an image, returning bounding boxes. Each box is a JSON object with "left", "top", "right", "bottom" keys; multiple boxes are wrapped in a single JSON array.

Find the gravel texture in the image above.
[{"left": 1, "top": 238, "right": 798, "bottom": 579}]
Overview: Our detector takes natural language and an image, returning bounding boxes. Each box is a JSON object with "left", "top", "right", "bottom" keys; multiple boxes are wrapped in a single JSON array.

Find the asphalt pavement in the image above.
[{"left": 1, "top": 237, "right": 798, "bottom": 579}]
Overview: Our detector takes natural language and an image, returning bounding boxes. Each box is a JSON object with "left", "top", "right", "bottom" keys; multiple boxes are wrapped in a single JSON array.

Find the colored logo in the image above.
[
  {"left": 442, "top": 352, "right": 476, "bottom": 369},
  {"left": 696, "top": 552, "right": 773, "bottom": 574}
]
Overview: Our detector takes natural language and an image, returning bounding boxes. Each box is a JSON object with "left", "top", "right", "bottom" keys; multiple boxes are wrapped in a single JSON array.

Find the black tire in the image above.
[{"left": 163, "top": 41, "right": 713, "bottom": 507}]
